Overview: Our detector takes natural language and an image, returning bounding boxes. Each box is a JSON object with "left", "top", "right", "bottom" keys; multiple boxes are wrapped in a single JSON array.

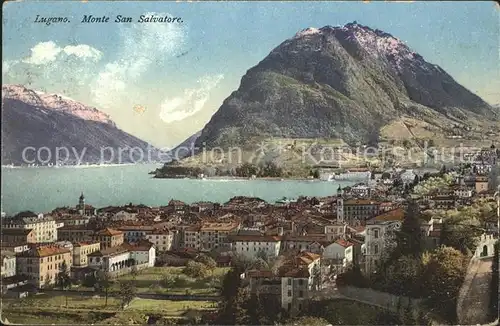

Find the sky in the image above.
[{"left": 2, "top": 1, "right": 499, "bottom": 148}]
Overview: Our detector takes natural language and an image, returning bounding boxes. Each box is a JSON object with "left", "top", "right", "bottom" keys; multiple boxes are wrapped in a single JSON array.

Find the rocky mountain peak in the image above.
[{"left": 2, "top": 84, "right": 115, "bottom": 126}]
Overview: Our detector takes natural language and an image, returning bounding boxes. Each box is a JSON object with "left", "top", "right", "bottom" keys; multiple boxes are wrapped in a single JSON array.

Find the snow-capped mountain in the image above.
[
  {"left": 2, "top": 84, "right": 115, "bottom": 126},
  {"left": 2, "top": 84, "right": 159, "bottom": 166}
]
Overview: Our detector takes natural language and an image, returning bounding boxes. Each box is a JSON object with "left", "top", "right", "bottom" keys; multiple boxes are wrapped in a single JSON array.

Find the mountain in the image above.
[
  {"left": 2, "top": 84, "right": 159, "bottom": 166},
  {"left": 169, "top": 131, "right": 202, "bottom": 161},
  {"left": 196, "top": 22, "right": 498, "bottom": 149}
]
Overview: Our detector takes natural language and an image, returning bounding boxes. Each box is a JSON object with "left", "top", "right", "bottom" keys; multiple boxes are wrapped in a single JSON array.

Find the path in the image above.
[
  {"left": 41, "top": 289, "right": 221, "bottom": 301},
  {"left": 458, "top": 257, "right": 493, "bottom": 325}
]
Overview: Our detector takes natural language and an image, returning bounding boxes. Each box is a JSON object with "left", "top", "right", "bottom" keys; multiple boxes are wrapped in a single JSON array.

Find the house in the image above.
[
  {"left": 279, "top": 251, "right": 321, "bottom": 315},
  {"left": 168, "top": 200, "right": 188, "bottom": 214},
  {"left": 343, "top": 199, "right": 380, "bottom": 222},
  {"left": 16, "top": 245, "right": 72, "bottom": 288},
  {"left": 362, "top": 208, "right": 405, "bottom": 274},
  {"left": 183, "top": 225, "right": 201, "bottom": 249},
  {"left": 2, "top": 229, "right": 37, "bottom": 244},
  {"left": 72, "top": 242, "right": 101, "bottom": 267},
  {"left": 324, "top": 223, "right": 347, "bottom": 241},
  {"left": 117, "top": 225, "right": 156, "bottom": 243},
  {"left": 146, "top": 229, "right": 174, "bottom": 252},
  {"left": 112, "top": 210, "right": 138, "bottom": 222},
  {"left": 57, "top": 225, "right": 94, "bottom": 243},
  {"left": 322, "top": 239, "right": 354, "bottom": 269},
  {"left": 88, "top": 246, "right": 132, "bottom": 274},
  {"left": 475, "top": 176, "right": 489, "bottom": 193},
  {"left": 199, "top": 221, "right": 240, "bottom": 251},
  {"left": 88, "top": 242, "right": 155, "bottom": 275},
  {"left": 2, "top": 212, "right": 60, "bottom": 243},
  {"left": 229, "top": 234, "right": 283, "bottom": 259},
  {"left": 54, "top": 214, "right": 90, "bottom": 226},
  {"left": 1, "top": 251, "right": 16, "bottom": 278},
  {"left": 92, "top": 228, "right": 124, "bottom": 249}
]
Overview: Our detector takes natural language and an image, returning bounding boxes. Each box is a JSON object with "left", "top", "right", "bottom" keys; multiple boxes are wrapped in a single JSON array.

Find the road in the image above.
[
  {"left": 41, "top": 289, "right": 221, "bottom": 301},
  {"left": 458, "top": 257, "right": 493, "bottom": 325}
]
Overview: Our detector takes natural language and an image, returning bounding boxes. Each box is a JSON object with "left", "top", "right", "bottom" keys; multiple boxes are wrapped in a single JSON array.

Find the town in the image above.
[{"left": 1, "top": 145, "right": 499, "bottom": 325}]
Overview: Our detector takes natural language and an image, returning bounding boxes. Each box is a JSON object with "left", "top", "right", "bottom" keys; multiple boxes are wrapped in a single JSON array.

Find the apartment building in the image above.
[
  {"left": 57, "top": 225, "right": 94, "bottom": 243},
  {"left": 146, "top": 229, "right": 173, "bottom": 252},
  {"left": 229, "top": 234, "right": 283, "bottom": 259},
  {"left": 2, "top": 229, "right": 36, "bottom": 244},
  {"left": 362, "top": 208, "right": 404, "bottom": 274},
  {"left": 279, "top": 252, "right": 321, "bottom": 315},
  {"left": 72, "top": 241, "right": 101, "bottom": 267},
  {"left": 92, "top": 228, "right": 124, "bottom": 249},
  {"left": 2, "top": 212, "right": 61, "bottom": 243},
  {"left": 16, "top": 245, "right": 72, "bottom": 288},
  {"left": 183, "top": 225, "right": 201, "bottom": 249},
  {"left": 199, "top": 222, "right": 240, "bottom": 251}
]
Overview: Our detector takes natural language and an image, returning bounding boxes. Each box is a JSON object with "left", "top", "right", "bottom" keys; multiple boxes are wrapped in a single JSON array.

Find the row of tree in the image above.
[{"left": 235, "top": 162, "right": 284, "bottom": 178}]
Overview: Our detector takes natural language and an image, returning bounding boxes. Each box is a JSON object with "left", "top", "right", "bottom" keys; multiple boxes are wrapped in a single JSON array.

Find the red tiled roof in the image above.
[
  {"left": 95, "top": 228, "right": 123, "bottom": 236},
  {"left": 335, "top": 239, "right": 354, "bottom": 248}
]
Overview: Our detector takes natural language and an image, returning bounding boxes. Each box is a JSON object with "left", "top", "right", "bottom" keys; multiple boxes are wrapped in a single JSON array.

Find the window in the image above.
[
  {"left": 373, "top": 229, "right": 380, "bottom": 239},
  {"left": 298, "top": 279, "right": 303, "bottom": 286},
  {"left": 374, "top": 244, "right": 379, "bottom": 255},
  {"left": 287, "top": 303, "right": 292, "bottom": 311},
  {"left": 299, "top": 290, "right": 303, "bottom": 298},
  {"left": 287, "top": 279, "right": 292, "bottom": 285},
  {"left": 287, "top": 290, "right": 292, "bottom": 297}
]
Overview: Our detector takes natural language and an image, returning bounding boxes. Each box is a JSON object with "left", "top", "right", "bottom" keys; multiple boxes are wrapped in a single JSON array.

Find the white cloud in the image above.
[
  {"left": 91, "top": 12, "right": 186, "bottom": 109},
  {"left": 21, "top": 41, "right": 102, "bottom": 66},
  {"left": 159, "top": 74, "right": 224, "bottom": 123},
  {"left": 63, "top": 44, "right": 102, "bottom": 61},
  {"left": 23, "top": 41, "right": 62, "bottom": 65}
]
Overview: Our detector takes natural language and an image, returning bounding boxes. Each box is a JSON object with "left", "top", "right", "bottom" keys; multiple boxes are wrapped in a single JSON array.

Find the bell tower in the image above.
[
  {"left": 336, "top": 185, "right": 344, "bottom": 222},
  {"left": 78, "top": 192, "right": 85, "bottom": 214}
]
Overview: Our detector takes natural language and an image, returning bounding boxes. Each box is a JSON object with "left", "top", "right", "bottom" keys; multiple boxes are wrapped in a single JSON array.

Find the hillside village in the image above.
[{"left": 1, "top": 146, "right": 499, "bottom": 325}]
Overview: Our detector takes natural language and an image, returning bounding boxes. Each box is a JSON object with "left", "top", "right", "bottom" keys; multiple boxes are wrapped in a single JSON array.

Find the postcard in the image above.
[{"left": 1, "top": 1, "right": 499, "bottom": 325}]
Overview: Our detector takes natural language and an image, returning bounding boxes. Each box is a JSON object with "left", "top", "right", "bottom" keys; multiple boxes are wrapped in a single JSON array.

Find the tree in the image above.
[
  {"left": 183, "top": 260, "right": 209, "bottom": 278},
  {"left": 43, "top": 272, "right": 52, "bottom": 289},
  {"left": 55, "top": 260, "right": 72, "bottom": 307},
  {"left": 421, "top": 246, "right": 466, "bottom": 322},
  {"left": 195, "top": 254, "right": 217, "bottom": 270},
  {"left": 161, "top": 274, "right": 175, "bottom": 293},
  {"left": 393, "top": 201, "right": 424, "bottom": 258},
  {"left": 313, "top": 169, "right": 320, "bottom": 179},
  {"left": 118, "top": 279, "right": 137, "bottom": 309},
  {"left": 95, "top": 271, "right": 113, "bottom": 307},
  {"left": 440, "top": 214, "right": 481, "bottom": 254}
]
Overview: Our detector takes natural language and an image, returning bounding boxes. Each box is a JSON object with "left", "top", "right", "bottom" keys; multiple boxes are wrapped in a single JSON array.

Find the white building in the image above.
[
  {"left": 280, "top": 252, "right": 321, "bottom": 314},
  {"left": 146, "top": 229, "right": 173, "bottom": 252},
  {"left": 229, "top": 234, "right": 282, "bottom": 259},
  {"left": 2, "top": 212, "right": 60, "bottom": 243},
  {"left": 88, "top": 242, "right": 156, "bottom": 273},
  {"left": 112, "top": 210, "right": 138, "bottom": 222},
  {"left": 362, "top": 208, "right": 404, "bottom": 274},
  {"left": 1, "top": 251, "right": 16, "bottom": 278},
  {"left": 322, "top": 239, "right": 354, "bottom": 268},
  {"left": 324, "top": 223, "right": 347, "bottom": 242}
]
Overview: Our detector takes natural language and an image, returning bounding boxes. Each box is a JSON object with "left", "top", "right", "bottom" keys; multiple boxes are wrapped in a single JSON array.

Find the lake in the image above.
[{"left": 1, "top": 164, "right": 354, "bottom": 215}]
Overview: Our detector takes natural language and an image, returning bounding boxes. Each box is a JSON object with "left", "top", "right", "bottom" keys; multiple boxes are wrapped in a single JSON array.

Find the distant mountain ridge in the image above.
[
  {"left": 3, "top": 84, "right": 115, "bottom": 126},
  {"left": 195, "top": 22, "right": 498, "bottom": 149},
  {"left": 2, "top": 84, "right": 159, "bottom": 166}
]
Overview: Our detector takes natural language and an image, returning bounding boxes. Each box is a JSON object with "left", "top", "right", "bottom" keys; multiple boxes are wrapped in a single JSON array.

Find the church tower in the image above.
[
  {"left": 78, "top": 192, "right": 85, "bottom": 215},
  {"left": 336, "top": 185, "right": 344, "bottom": 223}
]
